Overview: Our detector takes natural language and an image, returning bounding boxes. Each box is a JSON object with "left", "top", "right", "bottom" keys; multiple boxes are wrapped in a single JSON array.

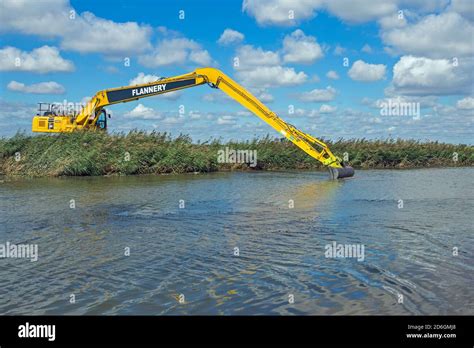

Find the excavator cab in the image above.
[
  {"left": 36, "top": 103, "right": 57, "bottom": 117},
  {"left": 96, "top": 110, "right": 108, "bottom": 130}
]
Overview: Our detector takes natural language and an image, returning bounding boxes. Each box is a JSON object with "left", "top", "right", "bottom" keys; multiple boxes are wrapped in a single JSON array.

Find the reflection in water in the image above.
[{"left": 0, "top": 168, "right": 473, "bottom": 315}]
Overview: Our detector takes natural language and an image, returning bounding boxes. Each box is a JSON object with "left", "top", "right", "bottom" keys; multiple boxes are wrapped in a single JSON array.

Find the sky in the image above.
[{"left": 0, "top": 0, "right": 473, "bottom": 143}]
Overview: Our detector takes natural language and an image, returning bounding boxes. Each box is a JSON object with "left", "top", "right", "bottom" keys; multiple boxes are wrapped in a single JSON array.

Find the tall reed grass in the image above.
[{"left": 0, "top": 131, "right": 472, "bottom": 176}]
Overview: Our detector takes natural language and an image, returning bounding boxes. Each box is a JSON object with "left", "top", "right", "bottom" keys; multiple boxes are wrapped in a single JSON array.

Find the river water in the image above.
[{"left": 0, "top": 168, "right": 472, "bottom": 315}]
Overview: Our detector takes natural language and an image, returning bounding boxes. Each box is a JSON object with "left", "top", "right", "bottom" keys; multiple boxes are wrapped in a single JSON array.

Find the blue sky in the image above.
[{"left": 0, "top": 0, "right": 473, "bottom": 143}]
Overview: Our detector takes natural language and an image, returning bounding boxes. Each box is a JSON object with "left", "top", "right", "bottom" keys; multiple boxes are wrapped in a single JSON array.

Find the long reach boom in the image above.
[{"left": 32, "top": 67, "right": 354, "bottom": 179}]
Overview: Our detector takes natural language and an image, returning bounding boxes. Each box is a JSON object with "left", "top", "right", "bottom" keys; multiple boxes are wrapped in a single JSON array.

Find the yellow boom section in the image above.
[
  {"left": 194, "top": 68, "right": 343, "bottom": 168},
  {"left": 32, "top": 67, "right": 354, "bottom": 177}
]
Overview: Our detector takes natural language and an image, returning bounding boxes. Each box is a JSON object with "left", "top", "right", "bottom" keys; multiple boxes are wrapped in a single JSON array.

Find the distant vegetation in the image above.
[{"left": 0, "top": 131, "right": 472, "bottom": 177}]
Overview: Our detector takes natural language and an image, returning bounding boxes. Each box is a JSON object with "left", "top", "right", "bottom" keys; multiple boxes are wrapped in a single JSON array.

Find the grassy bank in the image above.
[{"left": 0, "top": 131, "right": 472, "bottom": 177}]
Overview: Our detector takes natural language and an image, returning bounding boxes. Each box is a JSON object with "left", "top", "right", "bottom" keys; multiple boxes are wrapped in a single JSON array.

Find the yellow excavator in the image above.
[{"left": 32, "top": 67, "right": 354, "bottom": 179}]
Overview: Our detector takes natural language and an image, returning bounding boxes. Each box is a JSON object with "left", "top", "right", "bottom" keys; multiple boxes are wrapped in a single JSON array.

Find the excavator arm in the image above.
[{"left": 31, "top": 67, "right": 354, "bottom": 179}]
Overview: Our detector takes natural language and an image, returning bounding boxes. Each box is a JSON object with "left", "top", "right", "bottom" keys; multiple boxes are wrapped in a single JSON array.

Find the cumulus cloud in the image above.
[
  {"left": 233, "top": 43, "right": 308, "bottom": 88},
  {"left": 0, "top": 46, "right": 74, "bottom": 73},
  {"left": 138, "top": 38, "right": 212, "bottom": 67},
  {"left": 7, "top": 81, "right": 65, "bottom": 94},
  {"left": 381, "top": 12, "right": 474, "bottom": 58},
  {"left": 217, "top": 115, "right": 237, "bottom": 125},
  {"left": 163, "top": 116, "right": 183, "bottom": 124},
  {"left": 189, "top": 110, "right": 202, "bottom": 119},
  {"left": 390, "top": 55, "right": 473, "bottom": 95},
  {"left": 243, "top": 0, "right": 451, "bottom": 26},
  {"left": 242, "top": 0, "right": 321, "bottom": 26},
  {"left": 235, "top": 45, "right": 280, "bottom": 70},
  {"left": 124, "top": 104, "right": 160, "bottom": 119},
  {"left": 250, "top": 88, "right": 274, "bottom": 103},
  {"left": 456, "top": 96, "right": 474, "bottom": 109},
  {"left": 378, "top": 12, "right": 407, "bottom": 30},
  {"left": 448, "top": 0, "right": 474, "bottom": 21},
  {"left": 0, "top": 99, "right": 36, "bottom": 120},
  {"left": 348, "top": 60, "right": 386, "bottom": 81},
  {"left": 299, "top": 86, "right": 337, "bottom": 102},
  {"left": 282, "top": 29, "right": 323, "bottom": 64},
  {"left": 236, "top": 66, "right": 308, "bottom": 88},
  {"left": 0, "top": 0, "right": 152, "bottom": 55},
  {"left": 217, "top": 28, "right": 245, "bottom": 45},
  {"left": 129, "top": 72, "right": 160, "bottom": 85},
  {"left": 319, "top": 104, "right": 337, "bottom": 113},
  {"left": 324, "top": 0, "right": 398, "bottom": 23},
  {"left": 202, "top": 92, "right": 232, "bottom": 103}
]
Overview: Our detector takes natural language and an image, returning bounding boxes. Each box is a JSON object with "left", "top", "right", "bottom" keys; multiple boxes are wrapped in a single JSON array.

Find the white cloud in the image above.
[
  {"left": 381, "top": 12, "right": 474, "bottom": 58},
  {"left": 235, "top": 45, "right": 280, "bottom": 70},
  {"left": 0, "top": 99, "right": 36, "bottom": 121},
  {"left": 129, "top": 72, "right": 160, "bottom": 85},
  {"left": 324, "top": 0, "right": 398, "bottom": 23},
  {"left": 202, "top": 92, "right": 232, "bottom": 103},
  {"left": 250, "top": 88, "right": 274, "bottom": 103},
  {"left": 390, "top": 55, "right": 473, "bottom": 95},
  {"left": 448, "top": 0, "right": 474, "bottom": 21},
  {"left": 242, "top": 0, "right": 402, "bottom": 26},
  {"left": 217, "top": 28, "right": 245, "bottom": 45},
  {"left": 189, "top": 50, "right": 212, "bottom": 66},
  {"left": 456, "top": 96, "right": 474, "bottom": 109},
  {"left": 139, "top": 38, "right": 212, "bottom": 67},
  {"left": 7, "top": 81, "right": 65, "bottom": 94},
  {"left": 243, "top": 0, "right": 453, "bottom": 26},
  {"left": 236, "top": 66, "right": 308, "bottom": 88},
  {"left": 0, "top": 0, "right": 152, "bottom": 55},
  {"left": 61, "top": 12, "right": 152, "bottom": 54},
  {"left": 299, "top": 86, "right": 337, "bottom": 102},
  {"left": 242, "top": 0, "right": 321, "bottom": 26},
  {"left": 348, "top": 60, "right": 386, "bottom": 81},
  {"left": 378, "top": 12, "right": 407, "bottom": 30},
  {"left": 217, "top": 115, "right": 237, "bottom": 125},
  {"left": 233, "top": 44, "right": 307, "bottom": 88},
  {"left": 124, "top": 104, "right": 160, "bottom": 119},
  {"left": 163, "top": 116, "right": 182, "bottom": 124},
  {"left": 399, "top": 0, "right": 450, "bottom": 13},
  {"left": 0, "top": 46, "right": 74, "bottom": 73},
  {"left": 189, "top": 110, "right": 202, "bottom": 119},
  {"left": 326, "top": 70, "right": 339, "bottom": 79},
  {"left": 282, "top": 29, "right": 323, "bottom": 64},
  {"left": 319, "top": 104, "right": 337, "bottom": 113}
]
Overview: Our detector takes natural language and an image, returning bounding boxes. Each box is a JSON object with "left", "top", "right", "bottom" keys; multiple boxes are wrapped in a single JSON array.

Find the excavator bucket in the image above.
[{"left": 328, "top": 165, "right": 355, "bottom": 179}]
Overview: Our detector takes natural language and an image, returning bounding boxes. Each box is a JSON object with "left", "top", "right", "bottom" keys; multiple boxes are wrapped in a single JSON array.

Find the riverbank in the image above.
[{"left": 0, "top": 132, "right": 472, "bottom": 177}]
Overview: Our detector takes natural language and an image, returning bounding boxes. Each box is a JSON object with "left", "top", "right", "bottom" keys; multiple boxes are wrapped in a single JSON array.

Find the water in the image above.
[{"left": 0, "top": 168, "right": 473, "bottom": 315}]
